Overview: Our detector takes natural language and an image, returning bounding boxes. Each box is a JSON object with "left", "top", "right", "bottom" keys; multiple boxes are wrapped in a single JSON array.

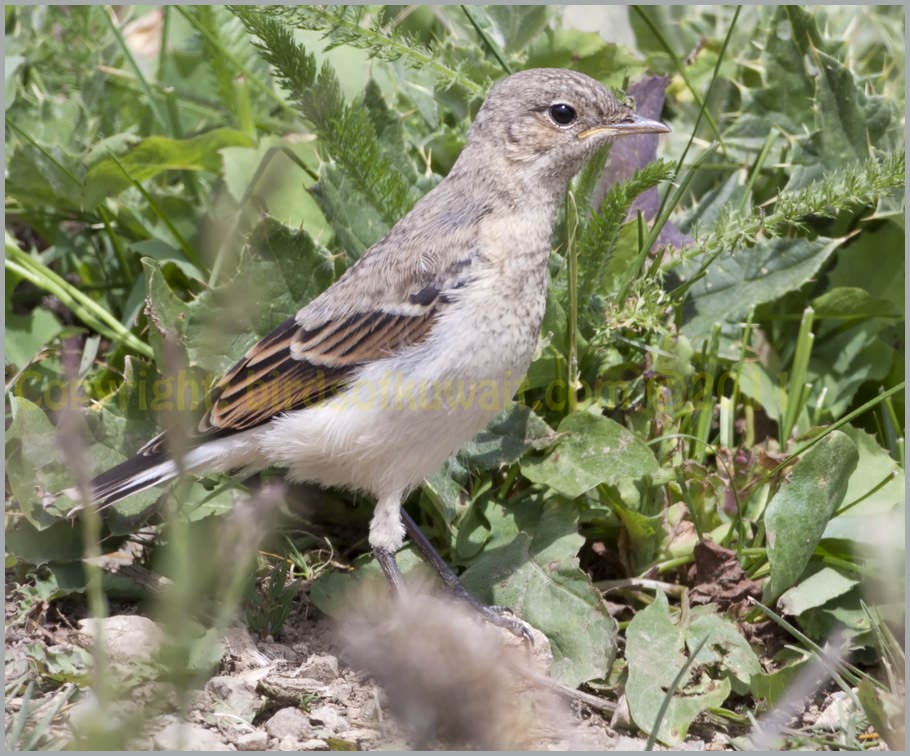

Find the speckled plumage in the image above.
[{"left": 88, "top": 68, "right": 668, "bottom": 568}]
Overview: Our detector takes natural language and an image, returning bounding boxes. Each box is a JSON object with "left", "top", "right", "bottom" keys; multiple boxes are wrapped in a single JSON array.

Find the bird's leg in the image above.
[
  {"left": 401, "top": 509, "right": 534, "bottom": 644},
  {"left": 373, "top": 546, "right": 406, "bottom": 595}
]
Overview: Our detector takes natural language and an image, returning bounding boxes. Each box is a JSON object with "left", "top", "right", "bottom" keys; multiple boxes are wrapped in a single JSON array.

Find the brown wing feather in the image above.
[
  {"left": 134, "top": 254, "right": 476, "bottom": 457},
  {"left": 201, "top": 308, "right": 437, "bottom": 434}
]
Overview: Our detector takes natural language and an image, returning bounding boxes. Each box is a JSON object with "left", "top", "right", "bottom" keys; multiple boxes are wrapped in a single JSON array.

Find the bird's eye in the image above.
[{"left": 548, "top": 103, "right": 577, "bottom": 126}]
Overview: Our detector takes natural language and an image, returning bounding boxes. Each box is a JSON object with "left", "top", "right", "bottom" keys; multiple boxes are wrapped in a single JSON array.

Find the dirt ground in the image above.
[{"left": 5, "top": 576, "right": 744, "bottom": 751}]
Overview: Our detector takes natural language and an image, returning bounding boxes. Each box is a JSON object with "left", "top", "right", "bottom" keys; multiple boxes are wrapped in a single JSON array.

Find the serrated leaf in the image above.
[
  {"left": 83, "top": 128, "right": 255, "bottom": 208},
  {"left": 521, "top": 411, "right": 658, "bottom": 498},
  {"left": 681, "top": 237, "right": 845, "bottom": 343},
  {"left": 308, "top": 165, "right": 389, "bottom": 259},
  {"left": 625, "top": 591, "right": 730, "bottom": 746},
  {"left": 763, "top": 431, "right": 859, "bottom": 601},
  {"left": 144, "top": 218, "right": 336, "bottom": 375},
  {"left": 7, "top": 142, "right": 85, "bottom": 211}
]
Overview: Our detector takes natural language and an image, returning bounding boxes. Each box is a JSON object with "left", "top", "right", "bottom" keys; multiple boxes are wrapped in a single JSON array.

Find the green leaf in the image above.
[
  {"left": 687, "top": 607, "right": 762, "bottom": 695},
  {"left": 763, "top": 431, "right": 859, "bottom": 601},
  {"left": 7, "top": 142, "right": 85, "bottom": 211},
  {"left": 625, "top": 591, "right": 730, "bottom": 746},
  {"left": 6, "top": 396, "right": 80, "bottom": 529},
  {"left": 145, "top": 218, "right": 336, "bottom": 375},
  {"left": 812, "top": 47, "right": 868, "bottom": 165},
  {"left": 459, "top": 404, "right": 556, "bottom": 470},
  {"left": 777, "top": 566, "right": 860, "bottom": 616},
  {"left": 459, "top": 498, "right": 616, "bottom": 687},
  {"left": 824, "top": 426, "right": 905, "bottom": 542},
  {"left": 220, "top": 137, "right": 328, "bottom": 232},
  {"left": 521, "top": 411, "right": 658, "bottom": 498},
  {"left": 4, "top": 309, "right": 63, "bottom": 370},
  {"left": 527, "top": 29, "right": 644, "bottom": 89},
  {"left": 811, "top": 287, "right": 901, "bottom": 320},
  {"left": 308, "top": 165, "right": 390, "bottom": 259},
  {"left": 83, "top": 128, "right": 256, "bottom": 208},
  {"left": 751, "top": 647, "right": 813, "bottom": 705},
  {"left": 681, "top": 237, "right": 845, "bottom": 343}
]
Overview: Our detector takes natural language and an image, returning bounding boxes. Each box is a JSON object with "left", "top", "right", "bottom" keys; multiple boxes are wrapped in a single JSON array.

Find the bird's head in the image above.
[{"left": 465, "top": 68, "right": 669, "bottom": 186}]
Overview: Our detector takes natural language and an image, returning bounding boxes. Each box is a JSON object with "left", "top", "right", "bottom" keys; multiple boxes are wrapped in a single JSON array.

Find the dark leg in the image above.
[
  {"left": 373, "top": 547, "right": 406, "bottom": 595},
  {"left": 401, "top": 509, "right": 533, "bottom": 644}
]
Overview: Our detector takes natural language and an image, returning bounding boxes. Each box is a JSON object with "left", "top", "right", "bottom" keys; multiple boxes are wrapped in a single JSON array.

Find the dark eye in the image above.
[{"left": 548, "top": 103, "right": 577, "bottom": 125}]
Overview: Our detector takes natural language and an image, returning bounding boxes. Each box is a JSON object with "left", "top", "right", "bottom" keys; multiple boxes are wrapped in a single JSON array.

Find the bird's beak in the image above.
[{"left": 578, "top": 114, "right": 671, "bottom": 140}]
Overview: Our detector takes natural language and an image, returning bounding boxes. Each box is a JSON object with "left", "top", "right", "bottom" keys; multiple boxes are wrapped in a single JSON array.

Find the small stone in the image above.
[
  {"left": 206, "top": 675, "right": 264, "bottom": 721},
  {"left": 307, "top": 704, "right": 344, "bottom": 733},
  {"left": 77, "top": 615, "right": 162, "bottom": 665},
  {"left": 319, "top": 679, "right": 353, "bottom": 703},
  {"left": 297, "top": 738, "right": 329, "bottom": 750},
  {"left": 815, "top": 690, "right": 858, "bottom": 730},
  {"left": 276, "top": 734, "right": 300, "bottom": 751},
  {"left": 299, "top": 654, "right": 340, "bottom": 682},
  {"left": 341, "top": 727, "right": 382, "bottom": 744},
  {"left": 265, "top": 707, "right": 312, "bottom": 739},
  {"left": 154, "top": 721, "right": 232, "bottom": 751},
  {"left": 235, "top": 730, "right": 269, "bottom": 751}
]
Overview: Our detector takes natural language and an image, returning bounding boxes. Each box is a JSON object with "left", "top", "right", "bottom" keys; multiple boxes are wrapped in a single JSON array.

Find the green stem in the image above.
[
  {"left": 6, "top": 237, "right": 153, "bottom": 358},
  {"left": 566, "top": 191, "right": 580, "bottom": 416}
]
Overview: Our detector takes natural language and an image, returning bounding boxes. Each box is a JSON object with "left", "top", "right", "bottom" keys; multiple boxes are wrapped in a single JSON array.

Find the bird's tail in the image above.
[{"left": 88, "top": 451, "right": 181, "bottom": 508}]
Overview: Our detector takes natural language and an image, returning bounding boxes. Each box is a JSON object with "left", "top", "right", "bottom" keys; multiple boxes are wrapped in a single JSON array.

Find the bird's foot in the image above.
[{"left": 472, "top": 602, "right": 535, "bottom": 645}]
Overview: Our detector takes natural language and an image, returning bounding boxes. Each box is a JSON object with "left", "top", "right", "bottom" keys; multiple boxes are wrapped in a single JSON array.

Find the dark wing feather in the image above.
[
  {"left": 204, "top": 308, "right": 438, "bottom": 432},
  {"left": 133, "top": 253, "right": 478, "bottom": 457},
  {"left": 137, "top": 306, "right": 440, "bottom": 456}
]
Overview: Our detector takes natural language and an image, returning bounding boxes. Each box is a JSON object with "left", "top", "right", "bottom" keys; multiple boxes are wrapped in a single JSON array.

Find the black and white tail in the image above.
[{"left": 89, "top": 450, "right": 181, "bottom": 507}]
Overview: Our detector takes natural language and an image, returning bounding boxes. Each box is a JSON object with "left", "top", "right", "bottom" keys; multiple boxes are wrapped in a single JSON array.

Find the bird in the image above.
[{"left": 83, "top": 68, "right": 669, "bottom": 632}]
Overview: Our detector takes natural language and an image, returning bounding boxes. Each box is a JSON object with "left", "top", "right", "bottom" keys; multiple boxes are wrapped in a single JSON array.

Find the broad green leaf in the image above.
[
  {"left": 5, "top": 54, "right": 26, "bottom": 106},
  {"left": 798, "top": 587, "right": 876, "bottom": 646},
  {"left": 763, "top": 431, "right": 859, "bottom": 601},
  {"left": 681, "top": 237, "right": 845, "bottom": 343},
  {"left": 83, "top": 128, "right": 255, "bottom": 208},
  {"left": 751, "top": 647, "right": 813, "bottom": 705},
  {"left": 459, "top": 498, "right": 616, "bottom": 687},
  {"left": 129, "top": 239, "right": 204, "bottom": 282},
  {"left": 811, "top": 287, "right": 902, "bottom": 320},
  {"left": 220, "top": 136, "right": 328, "bottom": 234},
  {"left": 807, "top": 319, "right": 898, "bottom": 419},
  {"left": 5, "top": 517, "right": 87, "bottom": 566},
  {"left": 459, "top": 404, "right": 556, "bottom": 470},
  {"left": 145, "top": 218, "right": 336, "bottom": 375},
  {"left": 824, "top": 426, "right": 905, "bottom": 541},
  {"left": 527, "top": 29, "right": 644, "bottom": 88},
  {"left": 777, "top": 566, "right": 859, "bottom": 616},
  {"left": 812, "top": 47, "right": 869, "bottom": 165},
  {"left": 6, "top": 396, "right": 82, "bottom": 529},
  {"left": 826, "top": 223, "right": 904, "bottom": 315},
  {"left": 625, "top": 591, "right": 730, "bottom": 746},
  {"left": 4, "top": 309, "right": 63, "bottom": 369},
  {"left": 6, "top": 143, "right": 85, "bottom": 211},
  {"left": 521, "top": 411, "right": 658, "bottom": 498},
  {"left": 687, "top": 607, "right": 762, "bottom": 695},
  {"left": 486, "top": 5, "right": 550, "bottom": 54},
  {"left": 737, "top": 361, "right": 787, "bottom": 422}
]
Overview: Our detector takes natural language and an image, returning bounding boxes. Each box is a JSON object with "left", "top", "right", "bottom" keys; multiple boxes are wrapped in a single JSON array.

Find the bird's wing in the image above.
[{"left": 136, "top": 259, "right": 472, "bottom": 456}]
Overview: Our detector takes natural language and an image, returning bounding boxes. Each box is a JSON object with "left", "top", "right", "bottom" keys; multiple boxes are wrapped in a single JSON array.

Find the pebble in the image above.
[
  {"left": 154, "top": 721, "right": 233, "bottom": 751},
  {"left": 264, "top": 706, "right": 312, "bottom": 739}
]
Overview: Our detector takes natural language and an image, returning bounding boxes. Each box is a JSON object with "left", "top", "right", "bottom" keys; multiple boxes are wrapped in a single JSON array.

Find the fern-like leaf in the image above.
[{"left": 229, "top": 5, "right": 415, "bottom": 226}]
